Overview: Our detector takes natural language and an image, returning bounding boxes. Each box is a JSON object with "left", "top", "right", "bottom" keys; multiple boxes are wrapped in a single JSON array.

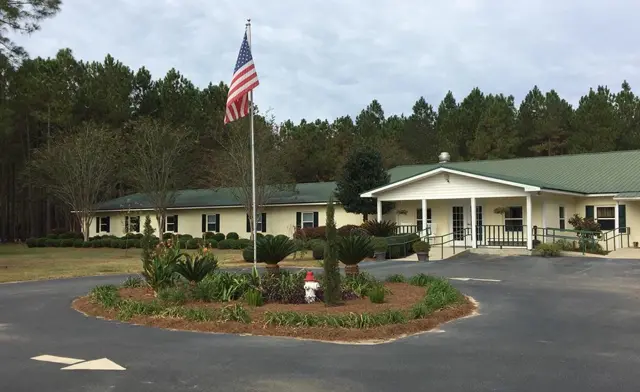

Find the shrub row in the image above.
[
  {"left": 293, "top": 224, "right": 363, "bottom": 240},
  {"left": 25, "top": 235, "right": 253, "bottom": 250}
]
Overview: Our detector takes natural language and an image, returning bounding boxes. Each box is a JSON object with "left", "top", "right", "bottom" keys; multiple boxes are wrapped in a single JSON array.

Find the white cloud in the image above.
[{"left": 10, "top": 0, "right": 640, "bottom": 122}]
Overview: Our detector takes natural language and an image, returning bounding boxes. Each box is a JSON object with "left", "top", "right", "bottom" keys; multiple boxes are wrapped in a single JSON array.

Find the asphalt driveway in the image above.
[{"left": 2, "top": 255, "right": 640, "bottom": 391}]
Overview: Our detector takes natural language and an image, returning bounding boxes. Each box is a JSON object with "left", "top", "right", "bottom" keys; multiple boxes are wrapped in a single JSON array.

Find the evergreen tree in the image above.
[
  {"left": 570, "top": 86, "right": 619, "bottom": 153},
  {"left": 399, "top": 97, "right": 438, "bottom": 163},
  {"left": 469, "top": 94, "right": 519, "bottom": 159},
  {"left": 435, "top": 91, "right": 460, "bottom": 159},
  {"left": 459, "top": 87, "right": 487, "bottom": 160},
  {"left": 140, "top": 215, "right": 156, "bottom": 268},
  {"left": 323, "top": 197, "right": 341, "bottom": 306},
  {"left": 615, "top": 81, "right": 640, "bottom": 150},
  {"left": 335, "top": 149, "right": 390, "bottom": 221}
]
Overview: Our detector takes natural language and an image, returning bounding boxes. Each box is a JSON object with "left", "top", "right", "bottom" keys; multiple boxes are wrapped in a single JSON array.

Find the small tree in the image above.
[
  {"left": 140, "top": 215, "right": 155, "bottom": 269},
  {"left": 26, "top": 122, "right": 120, "bottom": 241},
  {"left": 125, "top": 117, "right": 195, "bottom": 240},
  {"left": 323, "top": 197, "right": 341, "bottom": 306},
  {"left": 335, "top": 148, "right": 391, "bottom": 221}
]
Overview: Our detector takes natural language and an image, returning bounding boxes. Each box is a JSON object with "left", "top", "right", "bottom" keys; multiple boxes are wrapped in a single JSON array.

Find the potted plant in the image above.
[
  {"left": 372, "top": 238, "right": 388, "bottom": 261},
  {"left": 337, "top": 234, "right": 373, "bottom": 276},
  {"left": 412, "top": 240, "right": 431, "bottom": 262}
]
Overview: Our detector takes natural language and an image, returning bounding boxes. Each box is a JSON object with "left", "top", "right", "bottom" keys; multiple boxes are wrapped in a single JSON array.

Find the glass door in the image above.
[
  {"left": 452, "top": 206, "right": 465, "bottom": 245},
  {"left": 476, "top": 205, "right": 483, "bottom": 244}
]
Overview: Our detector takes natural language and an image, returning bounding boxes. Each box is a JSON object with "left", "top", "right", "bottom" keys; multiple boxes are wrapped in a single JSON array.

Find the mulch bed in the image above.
[{"left": 73, "top": 283, "right": 477, "bottom": 343}]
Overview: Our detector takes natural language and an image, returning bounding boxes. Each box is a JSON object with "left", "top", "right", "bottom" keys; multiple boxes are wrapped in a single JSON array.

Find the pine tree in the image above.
[
  {"left": 323, "top": 197, "right": 341, "bottom": 306},
  {"left": 141, "top": 215, "right": 155, "bottom": 268}
]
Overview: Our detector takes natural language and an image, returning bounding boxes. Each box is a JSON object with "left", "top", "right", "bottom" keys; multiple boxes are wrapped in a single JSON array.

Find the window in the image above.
[
  {"left": 125, "top": 216, "right": 140, "bottom": 233},
  {"left": 596, "top": 206, "right": 615, "bottom": 230},
  {"left": 416, "top": 208, "right": 432, "bottom": 231},
  {"left": 207, "top": 215, "right": 217, "bottom": 232},
  {"left": 301, "top": 212, "right": 315, "bottom": 228},
  {"left": 255, "top": 214, "right": 263, "bottom": 232},
  {"left": 559, "top": 206, "right": 565, "bottom": 230},
  {"left": 504, "top": 206, "right": 523, "bottom": 232},
  {"left": 166, "top": 215, "right": 178, "bottom": 233},
  {"left": 98, "top": 216, "right": 110, "bottom": 233}
]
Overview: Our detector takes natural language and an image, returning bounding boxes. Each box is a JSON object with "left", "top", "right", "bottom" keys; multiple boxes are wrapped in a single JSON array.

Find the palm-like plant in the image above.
[
  {"left": 361, "top": 220, "right": 397, "bottom": 237},
  {"left": 252, "top": 235, "right": 297, "bottom": 274},
  {"left": 337, "top": 235, "right": 373, "bottom": 276},
  {"left": 174, "top": 253, "right": 218, "bottom": 284}
]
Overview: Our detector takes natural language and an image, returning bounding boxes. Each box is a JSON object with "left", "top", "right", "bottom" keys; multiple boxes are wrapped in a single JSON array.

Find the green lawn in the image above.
[{"left": 0, "top": 244, "right": 320, "bottom": 283}]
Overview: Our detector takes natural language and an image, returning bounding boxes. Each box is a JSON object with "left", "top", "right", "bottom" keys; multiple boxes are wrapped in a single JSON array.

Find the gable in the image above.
[{"left": 374, "top": 171, "right": 529, "bottom": 201}]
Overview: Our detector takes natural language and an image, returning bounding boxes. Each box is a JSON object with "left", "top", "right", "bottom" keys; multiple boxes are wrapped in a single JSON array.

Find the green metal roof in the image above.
[
  {"left": 97, "top": 182, "right": 337, "bottom": 211},
  {"left": 614, "top": 192, "right": 640, "bottom": 198},
  {"left": 386, "top": 150, "right": 640, "bottom": 194}
]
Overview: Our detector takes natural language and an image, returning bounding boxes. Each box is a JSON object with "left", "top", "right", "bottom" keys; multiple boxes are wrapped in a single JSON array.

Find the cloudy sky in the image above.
[{"left": 11, "top": 0, "right": 640, "bottom": 122}]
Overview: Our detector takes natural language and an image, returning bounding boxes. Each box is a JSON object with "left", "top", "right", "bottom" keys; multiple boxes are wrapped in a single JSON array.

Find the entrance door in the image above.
[
  {"left": 452, "top": 206, "right": 466, "bottom": 246},
  {"left": 476, "top": 205, "right": 483, "bottom": 245}
]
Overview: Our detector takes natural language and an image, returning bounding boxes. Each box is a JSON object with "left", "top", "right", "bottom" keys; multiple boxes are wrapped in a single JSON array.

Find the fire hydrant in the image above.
[{"left": 303, "top": 271, "right": 320, "bottom": 303}]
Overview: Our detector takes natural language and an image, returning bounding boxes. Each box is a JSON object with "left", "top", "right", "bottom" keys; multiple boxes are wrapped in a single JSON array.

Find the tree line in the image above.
[{"left": 2, "top": 3, "right": 640, "bottom": 240}]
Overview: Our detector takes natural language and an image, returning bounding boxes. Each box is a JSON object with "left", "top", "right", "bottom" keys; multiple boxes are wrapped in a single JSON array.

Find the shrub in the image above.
[
  {"left": 203, "top": 232, "right": 215, "bottom": 239},
  {"left": 131, "top": 239, "right": 141, "bottom": 248},
  {"left": 46, "top": 233, "right": 59, "bottom": 239},
  {"left": 226, "top": 232, "right": 239, "bottom": 240},
  {"left": 60, "top": 238, "right": 74, "bottom": 247},
  {"left": 82, "top": 241, "right": 91, "bottom": 248},
  {"left": 36, "top": 238, "right": 47, "bottom": 247},
  {"left": 186, "top": 238, "right": 199, "bottom": 249},
  {"left": 203, "top": 239, "right": 218, "bottom": 249},
  {"left": 73, "top": 239, "right": 84, "bottom": 248},
  {"left": 412, "top": 240, "right": 430, "bottom": 253},
  {"left": 26, "top": 238, "right": 37, "bottom": 248},
  {"left": 142, "top": 243, "right": 182, "bottom": 292},
  {"left": 533, "top": 243, "right": 561, "bottom": 257},
  {"left": 237, "top": 238, "right": 251, "bottom": 249},
  {"left": 178, "top": 234, "right": 193, "bottom": 240},
  {"left": 256, "top": 235, "right": 297, "bottom": 268},
  {"left": 337, "top": 234, "right": 373, "bottom": 275},
  {"left": 294, "top": 226, "right": 326, "bottom": 240},
  {"left": 174, "top": 251, "right": 218, "bottom": 283},
  {"left": 45, "top": 239, "right": 61, "bottom": 247},
  {"left": 217, "top": 239, "right": 237, "bottom": 249},
  {"left": 343, "top": 272, "right": 380, "bottom": 297},
  {"left": 243, "top": 288, "right": 264, "bottom": 307},
  {"left": 122, "top": 276, "right": 144, "bottom": 288},
  {"left": 368, "top": 285, "right": 385, "bottom": 303},
  {"left": 371, "top": 237, "right": 388, "bottom": 253},
  {"left": 337, "top": 224, "right": 361, "bottom": 237},
  {"left": 109, "top": 239, "right": 120, "bottom": 248},
  {"left": 385, "top": 274, "right": 406, "bottom": 283},
  {"left": 91, "top": 239, "right": 102, "bottom": 248},
  {"left": 90, "top": 285, "right": 119, "bottom": 308},
  {"left": 312, "top": 241, "right": 325, "bottom": 260},
  {"left": 162, "top": 233, "right": 174, "bottom": 240},
  {"left": 213, "top": 233, "right": 226, "bottom": 242},
  {"left": 361, "top": 220, "right": 397, "bottom": 237}
]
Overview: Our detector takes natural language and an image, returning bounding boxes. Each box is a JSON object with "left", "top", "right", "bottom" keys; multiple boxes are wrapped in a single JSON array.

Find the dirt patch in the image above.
[{"left": 73, "top": 283, "right": 476, "bottom": 344}]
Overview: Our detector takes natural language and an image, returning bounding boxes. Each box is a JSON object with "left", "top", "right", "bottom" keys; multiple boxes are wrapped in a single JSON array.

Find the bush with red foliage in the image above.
[{"left": 293, "top": 224, "right": 363, "bottom": 240}]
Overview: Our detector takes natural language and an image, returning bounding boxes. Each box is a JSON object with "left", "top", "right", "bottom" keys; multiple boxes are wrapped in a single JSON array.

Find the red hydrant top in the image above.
[{"left": 304, "top": 271, "right": 316, "bottom": 282}]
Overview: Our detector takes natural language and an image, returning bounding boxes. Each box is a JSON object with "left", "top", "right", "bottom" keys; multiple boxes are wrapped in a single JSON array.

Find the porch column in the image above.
[
  {"left": 526, "top": 194, "right": 533, "bottom": 250},
  {"left": 615, "top": 201, "right": 620, "bottom": 230},
  {"left": 376, "top": 199, "right": 382, "bottom": 222},
  {"left": 471, "top": 197, "right": 477, "bottom": 248},
  {"left": 421, "top": 199, "right": 428, "bottom": 236}
]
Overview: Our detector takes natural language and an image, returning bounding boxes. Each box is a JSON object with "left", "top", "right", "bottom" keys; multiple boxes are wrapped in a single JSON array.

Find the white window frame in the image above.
[
  {"left": 504, "top": 206, "right": 524, "bottom": 232},
  {"left": 255, "top": 214, "right": 263, "bottom": 232},
  {"left": 558, "top": 206, "right": 565, "bottom": 230},
  {"left": 595, "top": 206, "right": 615, "bottom": 230},
  {"left": 126, "top": 216, "right": 140, "bottom": 233},
  {"left": 166, "top": 216, "right": 177, "bottom": 233},
  {"left": 99, "top": 217, "right": 109, "bottom": 233},
  {"left": 301, "top": 212, "right": 315, "bottom": 228},
  {"left": 206, "top": 214, "right": 217, "bottom": 232}
]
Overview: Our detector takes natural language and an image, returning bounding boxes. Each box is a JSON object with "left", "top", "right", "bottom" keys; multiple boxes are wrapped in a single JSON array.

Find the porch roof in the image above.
[{"left": 377, "top": 150, "right": 640, "bottom": 195}]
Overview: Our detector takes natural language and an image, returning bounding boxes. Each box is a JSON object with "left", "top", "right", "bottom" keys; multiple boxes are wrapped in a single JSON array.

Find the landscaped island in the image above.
[{"left": 74, "top": 270, "right": 475, "bottom": 343}]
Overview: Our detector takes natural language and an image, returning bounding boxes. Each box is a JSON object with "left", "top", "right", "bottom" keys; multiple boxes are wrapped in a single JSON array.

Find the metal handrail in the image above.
[{"left": 532, "top": 226, "right": 631, "bottom": 254}]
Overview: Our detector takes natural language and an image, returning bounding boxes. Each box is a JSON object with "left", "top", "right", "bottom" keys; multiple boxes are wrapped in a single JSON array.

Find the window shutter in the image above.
[
  {"left": 619, "top": 205, "right": 627, "bottom": 233},
  {"left": 262, "top": 213, "right": 267, "bottom": 232},
  {"left": 174, "top": 215, "right": 179, "bottom": 232},
  {"left": 201, "top": 214, "right": 206, "bottom": 232},
  {"left": 105, "top": 217, "right": 111, "bottom": 233},
  {"left": 416, "top": 209, "right": 423, "bottom": 231},
  {"left": 125, "top": 216, "right": 129, "bottom": 233},
  {"left": 246, "top": 215, "right": 251, "bottom": 232},
  {"left": 313, "top": 212, "right": 319, "bottom": 227},
  {"left": 216, "top": 214, "right": 220, "bottom": 232},
  {"left": 427, "top": 208, "right": 432, "bottom": 220},
  {"left": 296, "top": 212, "right": 302, "bottom": 229},
  {"left": 585, "top": 205, "right": 594, "bottom": 219},
  {"left": 96, "top": 218, "right": 100, "bottom": 233}
]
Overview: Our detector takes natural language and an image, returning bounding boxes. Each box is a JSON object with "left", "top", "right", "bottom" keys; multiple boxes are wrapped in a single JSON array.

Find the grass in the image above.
[{"left": 0, "top": 244, "right": 320, "bottom": 283}]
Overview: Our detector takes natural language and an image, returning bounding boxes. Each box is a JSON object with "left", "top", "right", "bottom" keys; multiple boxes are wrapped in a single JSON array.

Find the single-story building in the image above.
[
  {"left": 90, "top": 149, "right": 640, "bottom": 252},
  {"left": 89, "top": 182, "right": 364, "bottom": 239},
  {"left": 363, "top": 150, "right": 640, "bottom": 251}
]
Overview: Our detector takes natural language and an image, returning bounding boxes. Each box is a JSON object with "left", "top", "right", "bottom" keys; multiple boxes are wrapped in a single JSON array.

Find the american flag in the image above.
[{"left": 224, "top": 30, "right": 260, "bottom": 124}]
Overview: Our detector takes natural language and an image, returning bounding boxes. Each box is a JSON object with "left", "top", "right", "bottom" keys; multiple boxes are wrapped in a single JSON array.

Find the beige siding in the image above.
[
  {"left": 88, "top": 205, "right": 363, "bottom": 238},
  {"left": 377, "top": 172, "right": 528, "bottom": 201}
]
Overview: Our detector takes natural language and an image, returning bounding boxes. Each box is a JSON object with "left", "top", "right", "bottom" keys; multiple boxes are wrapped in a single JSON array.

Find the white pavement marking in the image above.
[
  {"left": 61, "top": 358, "right": 126, "bottom": 371},
  {"left": 31, "top": 355, "right": 85, "bottom": 365},
  {"left": 449, "top": 277, "right": 502, "bottom": 282}
]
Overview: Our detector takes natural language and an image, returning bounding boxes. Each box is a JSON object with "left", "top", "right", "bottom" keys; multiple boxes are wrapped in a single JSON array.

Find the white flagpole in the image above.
[{"left": 247, "top": 19, "right": 258, "bottom": 272}]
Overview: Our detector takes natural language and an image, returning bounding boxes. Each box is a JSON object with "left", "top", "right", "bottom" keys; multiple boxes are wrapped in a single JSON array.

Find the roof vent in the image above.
[{"left": 438, "top": 152, "right": 450, "bottom": 163}]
